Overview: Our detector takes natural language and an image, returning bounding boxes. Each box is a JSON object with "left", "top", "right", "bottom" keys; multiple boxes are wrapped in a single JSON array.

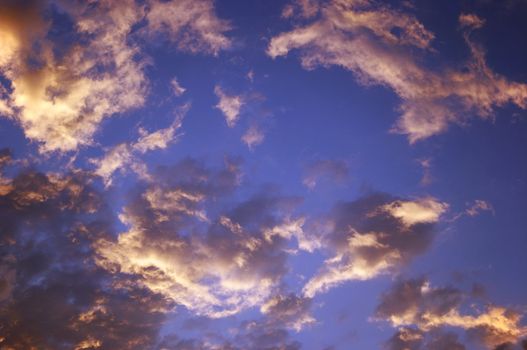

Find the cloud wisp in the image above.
[
  {"left": 91, "top": 103, "right": 189, "bottom": 187},
  {"left": 268, "top": 0, "right": 527, "bottom": 142}
]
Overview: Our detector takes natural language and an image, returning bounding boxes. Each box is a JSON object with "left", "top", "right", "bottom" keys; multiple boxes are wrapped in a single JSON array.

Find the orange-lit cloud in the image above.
[
  {"left": 303, "top": 194, "right": 447, "bottom": 297},
  {"left": 269, "top": 0, "right": 527, "bottom": 142},
  {"left": 0, "top": 0, "right": 230, "bottom": 153},
  {"left": 376, "top": 278, "right": 527, "bottom": 349},
  {"left": 302, "top": 159, "right": 349, "bottom": 190}
]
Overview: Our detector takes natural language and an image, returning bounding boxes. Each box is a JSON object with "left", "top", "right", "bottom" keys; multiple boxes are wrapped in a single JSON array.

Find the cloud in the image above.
[
  {"left": 214, "top": 86, "right": 245, "bottom": 127},
  {"left": 450, "top": 199, "right": 495, "bottom": 222},
  {"left": 381, "top": 197, "right": 448, "bottom": 227},
  {"left": 260, "top": 293, "right": 315, "bottom": 331},
  {"left": 91, "top": 104, "right": 188, "bottom": 186},
  {"left": 0, "top": 154, "right": 309, "bottom": 350},
  {"left": 144, "top": 0, "right": 231, "bottom": 56},
  {"left": 302, "top": 159, "right": 349, "bottom": 189},
  {"left": 302, "top": 194, "right": 447, "bottom": 297},
  {"left": 375, "top": 278, "right": 527, "bottom": 349},
  {"left": 242, "top": 124, "right": 265, "bottom": 149},
  {"left": 0, "top": 0, "right": 230, "bottom": 153},
  {"left": 417, "top": 158, "right": 433, "bottom": 186},
  {"left": 281, "top": 0, "right": 320, "bottom": 19},
  {"left": 0, "top": 157, "right": 171, "bottom": 349},
  {"left": 94, "top": 159, "right": 310, "bottom": 318},
  {"left": 268, "top": 0, "right": 527, "bottom": 142},
  {"left": 384, "top": 328, "right": 467, "bottom": 350},
  {"left": 384, "top": 327, "right": 424, "bottom": 350},
  {"left": 459, "top": 13, "right": 486, "bottom": 29},
  {"left": 465, "top": 199, "right": 494, "bottom": 217},
  {"left": 171, "top": 77, "right": 186, "bottom": 97}
]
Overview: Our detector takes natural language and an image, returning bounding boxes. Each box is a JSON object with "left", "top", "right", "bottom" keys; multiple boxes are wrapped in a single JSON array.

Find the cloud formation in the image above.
[
  {"left": 376, "top": 278, "right": 527, "bottom": 349},
  {"left": 302, "top": 159, "right": 349, "bottom": 189},
  {"left": 0, "top": 151, "right": 172, "bottom": 349},
  {"left": 214, "top": 86, "right": 245, "bottom": 127},
  {"left": 0, "top": 0, "right": 230, "bottom": 153},
  {"left": 94, "top": 159, "right": 313, "bottom": 319},
  {"left": 303, "top": 194, "right": 447, "bottom": 297},
  {"left": 0, "top": 152, "right": 314, "bottom": 349},
  {"left": 269, "top": 0, "right": 527, "bottom": 142}
]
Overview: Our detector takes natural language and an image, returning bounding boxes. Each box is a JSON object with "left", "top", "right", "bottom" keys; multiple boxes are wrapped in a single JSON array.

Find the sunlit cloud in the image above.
[
  {"left": 0, "top": 1, "right": 525, "bottom": 348},
  {"left": 269, "top": 0, "right": 527, "bottom": 142},
  {"left": 242, "top": 124, "right": 265, "bottom": 150},
  {"left": 0, "top": 0, "right": 230, "bottom": 153},
  {"left": 303, "top": 194, "right": 447, "bottom": 297},
  {"left": 91, "top": 104, "right": 188, "bottom": 186},
  {"left": 214, "top": 86, "right": 245, "bottom": 128},
  {"left": 170, "top": 77, "right": 187, "bottom": 97},
  {"left": 376, "top": 278, "right": 527, "bottom": 349},
  {"left": 465, "top": 199, "right": 494, "bottom": 217},
  {"left": 302, "top": 159, "right": 349, "bottom": 190},
  {"left": 260, "top": 294, "right": 315, "bottom": 331}
]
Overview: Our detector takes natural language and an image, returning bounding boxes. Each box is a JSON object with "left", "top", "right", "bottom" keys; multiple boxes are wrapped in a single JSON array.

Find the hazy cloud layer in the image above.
[{"left": 302, "top": 159, "right": 349, "bottom": 189}]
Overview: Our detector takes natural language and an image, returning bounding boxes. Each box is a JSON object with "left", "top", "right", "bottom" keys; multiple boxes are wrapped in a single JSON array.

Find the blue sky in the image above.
[{"left": 0, "top": 0, "right": 526, "bottom": 349}]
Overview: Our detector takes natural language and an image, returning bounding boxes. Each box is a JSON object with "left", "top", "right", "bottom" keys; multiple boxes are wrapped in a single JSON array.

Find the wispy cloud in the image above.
[
  {"left": 302, "top": 159, "right": 349, "bottom": 189},
  {"left": 269, "top": 1, "right": 527, "bottom": 142},
  {"left": 94, "top": 160, "right": 310, "bottom": 318},
  {"left": 91, "top": 104, "right": 188, "bottom": 186},
  {"left": 170, "top": 77, "right": 186, "bottom": 97}
]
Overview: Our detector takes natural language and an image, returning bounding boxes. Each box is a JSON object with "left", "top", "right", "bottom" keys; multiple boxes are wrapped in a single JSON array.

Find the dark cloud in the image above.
[
  {"left": 375, "top": 277, "right": 462, "bottom": 324},
  {"left": 384, "top": 327, "right": 423, "bottom": 350},
  {"left": 375, "top": 277, "right": 525, "bottom": 349},
  {"left": 260, "top": 293, "right": 314, "bottom": 331}
]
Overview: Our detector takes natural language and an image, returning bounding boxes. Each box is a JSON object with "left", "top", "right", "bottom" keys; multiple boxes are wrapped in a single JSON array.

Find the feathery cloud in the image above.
[{"left": 269, "top": 0, "right": 527, "bottom": 142}]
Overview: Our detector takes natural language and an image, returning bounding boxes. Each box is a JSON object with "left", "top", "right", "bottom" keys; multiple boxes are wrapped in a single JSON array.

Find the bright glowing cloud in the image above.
[
  {"left": 303, "top": 194, "right": 447, "bottom": 297},
  {"left": 268, "top": 0, "right": 527, "bottom": 142}
]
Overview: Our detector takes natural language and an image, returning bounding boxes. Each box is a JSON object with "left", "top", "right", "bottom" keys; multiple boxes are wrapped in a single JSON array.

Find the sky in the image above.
[{"left": 0, "top": 0, "right": 526, "bottom": 349}]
